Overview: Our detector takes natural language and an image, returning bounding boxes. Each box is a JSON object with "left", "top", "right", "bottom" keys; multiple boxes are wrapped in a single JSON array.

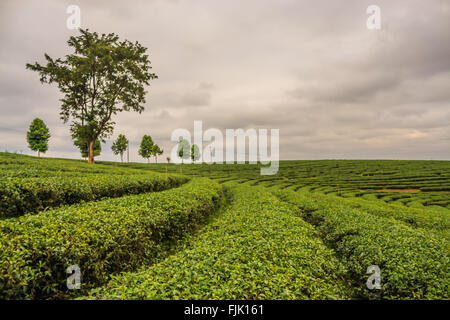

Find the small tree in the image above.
[
  {"left": 191, "top": 144, "right": 200, "bottom": 163},
  {"left": 111, "top": 134, "right": 128, "bottom": 162},
  {"left": 152, "top": 144, "right": 163, "bottom": 163},
  {"left": 74, "top": 136, "right": 101, "bottom": 159},
  {"left": 177, "top": 139, "right": 190, "bottom": 164},
  {"left": 26, "top": 29, "right": 157, "bottom": 164},
  {"left": 139, "top": 135, "right": 154, "bottom": 163},
  {"left": 27, "top": 118, "right": 50, "bottom": 157}
]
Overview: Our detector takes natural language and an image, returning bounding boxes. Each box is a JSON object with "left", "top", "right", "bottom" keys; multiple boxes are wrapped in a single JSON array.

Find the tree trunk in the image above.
[
  {"left": 38, "top": 151, "right": 40, "bottom": 157},
  {"left": 155, "top": 156, "right": 158, "bottom": 164},
  {"left": 121, "top": 154, "right": 123, "bottom": 163},
  {"left": 88, "top": 140, "right": 95, "bottom": 164}
]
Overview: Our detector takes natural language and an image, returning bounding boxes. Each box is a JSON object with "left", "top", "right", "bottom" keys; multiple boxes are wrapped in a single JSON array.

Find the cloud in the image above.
[{"left": 0, "top": 0, "right": 449, "bottom": 161}]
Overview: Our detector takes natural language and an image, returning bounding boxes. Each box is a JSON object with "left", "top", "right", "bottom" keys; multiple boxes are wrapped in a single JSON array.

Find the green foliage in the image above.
[
  {"left": 111, "top": 134, "right": 128, "bottom": 162},
  {"left": 0, "top": 153, "right": 448, "bottom": 300},
  {"left": 177, "top": 139, "right": 190, "bottom": 162},
  {"left": 0, "top": 178, "right": 224, "bottom": 299},
  {"left": 74, "top": 136, "right": 101, "bottom": 158},
  {"left": 26, "top": 29, "right": 157, "bottom": 163},
  {"left": 0, "top": 173, "right": 187, "bottom": 218},
  {"left": 152, "top": 144, "right": 163, "bottom": 163},
  {"left": 123, "top": 159, "right": 450, "bottom": 209},
  {"left": 323, "top": 194, "right": 450, "bottom": 234},
  {"left": 26, "top": 118, "right": 50, "bottom": 156},
  {"left": 0, "top": 152, "right": 149, "bottom": 178},
  {"left": 190, "top": 144, "right": 200, "bottom": 163},
  {"left": 274, "top": 189, "right": 450, "bottom": 299},
  {"left": 86, "top": 184, "right": 349, "bottom": 299},
  {"left": 138, "top": 135, "right": 154, "bottom": 162}
]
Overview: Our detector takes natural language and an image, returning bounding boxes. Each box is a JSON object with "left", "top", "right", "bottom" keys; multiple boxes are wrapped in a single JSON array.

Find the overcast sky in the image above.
[{"left": 0, "top": 0, "right": 449, "bottom": 162}]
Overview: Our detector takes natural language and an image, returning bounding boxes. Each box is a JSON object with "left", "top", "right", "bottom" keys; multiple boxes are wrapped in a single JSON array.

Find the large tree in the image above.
[
  {"left": 138, "top": 135, "right": 154, "bottom": 163},
  {"left": 111, "top": 134, "right": 128, "bottom": 162},
  {"left": 26, "top": 118, "right": 50, "bottom": 157},
  {"left": 26, "top": 29, "right": 157, "bottom": 164}
]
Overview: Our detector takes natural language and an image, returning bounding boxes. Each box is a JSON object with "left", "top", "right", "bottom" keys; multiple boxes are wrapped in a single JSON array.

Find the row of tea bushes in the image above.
[
  {"left": 274, "top": 189, "right": 450, "bottom": 299},
  {"left": 0, "top": 173, "right": 188, "bottom": 218},
  {"left": 274, "top": 186, "right": 450, "bottom": 234},
  {"left": 0, "top": 152, "right": 147, "bottom": 178},
  {"left": 118, "top": 159, "right": 450, "bottom": 209},
  {"left": 0, "top": 178, "right": 225, "bottom": 299},
  {"left": 336, "top": 196, "right": 450, "bottom": 234},
  {"left": 86, "top": 184, "right": 349, "bottom": 299}
]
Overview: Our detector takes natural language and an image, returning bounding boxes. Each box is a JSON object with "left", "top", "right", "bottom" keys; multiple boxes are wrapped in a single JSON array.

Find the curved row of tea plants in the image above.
[
  {"left": 356, "top": 190, "right": 450, "bottom": 208},
  {"left": 0, "top": 173, "right": 188, "bottom": 218},
  {"left": 331, "top": 194, "right": 449, "bottom": 234},
  {"left": 274, "top": 185, "right": 450, "bottom": 235},
  {"left": 111, "top": 159, "right": 450, "bottom": 208},
  {"left": 274, "top": 189, "right": 450, "bottom": 299},
  {"left": 0, "top": 178, "right": 225, "bottom": 299},
  {"left": 86, "top": 184, "right": 349, "bottom": 300}
]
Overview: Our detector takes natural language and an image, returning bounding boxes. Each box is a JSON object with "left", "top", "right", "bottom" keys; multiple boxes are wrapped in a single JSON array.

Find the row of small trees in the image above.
[
  {"left": 177, "top": 139, "right": 200, "bottom": 164},
  {"left": 26, "top": 118, "right": 167, "bottom": 163},
  {"left": 138, "top": 135, "right": 163, "bottom": 163}
]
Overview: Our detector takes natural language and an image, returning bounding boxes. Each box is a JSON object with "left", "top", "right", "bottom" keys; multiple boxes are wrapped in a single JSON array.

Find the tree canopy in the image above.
[
  {"left": 138, "top": 135, "right": 154, "bottom": 163},
  {"left": 177, "top": 139, "right": 190, "bottom": 164},
  {"left": 26, "top": 118, "right": 50, "bottom": 157},
  {"left": 191, "top": 144, "right": 200, "bottom": 163},
  {"left": 26, "top": 29, "right": 157, "bottom": 164},
  {"left": 152, "top": 144, "right": 163, "bottom": 163},
  {"left": 111, "top": 134, "right": 128, "bottom": 162}
]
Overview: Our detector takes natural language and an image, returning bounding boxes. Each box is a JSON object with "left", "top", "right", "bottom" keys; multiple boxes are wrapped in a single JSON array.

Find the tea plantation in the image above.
[{"left": 0, "top": 152, "right": 448, "bottom": 299}]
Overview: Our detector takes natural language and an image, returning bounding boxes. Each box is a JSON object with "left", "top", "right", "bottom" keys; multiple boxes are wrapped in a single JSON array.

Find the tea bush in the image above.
[
  {"left": 86, "top": 184, "right": 349, "bottom": 300},
  {"left": 274, "top": 189, "right": 450, "bottom": 299},
  {"left": 0, "top": 173, "right": 188, "bottom": 218},
  {"left": 0, "top": 178, "right": 224, "bottom": 299}
]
